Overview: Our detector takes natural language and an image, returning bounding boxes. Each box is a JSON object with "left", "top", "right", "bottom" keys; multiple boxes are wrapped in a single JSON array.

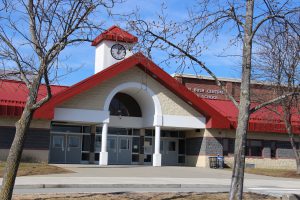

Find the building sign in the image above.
[{"left": 188, "top": 87, "right": 224, "bottom": 100}]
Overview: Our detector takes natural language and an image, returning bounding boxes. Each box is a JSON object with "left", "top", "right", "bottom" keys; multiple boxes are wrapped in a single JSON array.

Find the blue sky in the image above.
[{"left": 57, "top": 0, "right": 242, "bottom": 86}]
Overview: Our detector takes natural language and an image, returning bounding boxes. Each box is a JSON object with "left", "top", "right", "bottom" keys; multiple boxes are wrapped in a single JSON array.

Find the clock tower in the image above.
[{"left": 92, "top": 26, "right": 138, "bottom": 74}]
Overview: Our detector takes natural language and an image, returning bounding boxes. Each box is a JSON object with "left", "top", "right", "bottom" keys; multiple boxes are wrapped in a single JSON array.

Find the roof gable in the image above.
[
  {"left": 91, "top": 26, "right": 138, "bottom": 46},
  {"left": 34, "top": 53, "right": 231, "bottom": 129}
]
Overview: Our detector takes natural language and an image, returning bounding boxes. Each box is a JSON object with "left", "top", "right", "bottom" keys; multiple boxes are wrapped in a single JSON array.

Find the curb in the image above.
[{"left": 12, "top": 184, "right": 228, "bottom": 189}]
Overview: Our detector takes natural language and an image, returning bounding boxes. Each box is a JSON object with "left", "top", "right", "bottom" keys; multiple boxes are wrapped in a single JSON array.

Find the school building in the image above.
[{"left": 0, "top": 26, "right": 299, "bottom": 169}]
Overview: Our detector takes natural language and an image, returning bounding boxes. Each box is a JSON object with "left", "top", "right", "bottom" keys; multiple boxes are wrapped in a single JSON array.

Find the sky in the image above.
[{"left": 56, "top": 0, "right": 243, "bottom": 86}]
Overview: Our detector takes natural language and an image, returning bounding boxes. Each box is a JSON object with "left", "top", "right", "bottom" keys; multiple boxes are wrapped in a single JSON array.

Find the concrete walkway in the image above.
[{"left": 1, "top": 165, "right": 300, "bottom": 197}]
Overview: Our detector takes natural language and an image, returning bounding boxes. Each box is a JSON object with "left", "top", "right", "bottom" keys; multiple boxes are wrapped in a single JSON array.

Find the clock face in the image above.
[{"left": 111, "top": 44, "right": 126, "bottom": 60}]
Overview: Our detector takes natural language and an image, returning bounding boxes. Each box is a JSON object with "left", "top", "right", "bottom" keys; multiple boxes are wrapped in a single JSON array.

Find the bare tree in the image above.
[
  {"left": 254, "top": 23, "right": 300, "bottom": 173},
  {"left": 0, "top": 1, "right": 123, "bottom": 199},
  {"left": 128, "top": 1, "right": 300, "bottom": 199}
]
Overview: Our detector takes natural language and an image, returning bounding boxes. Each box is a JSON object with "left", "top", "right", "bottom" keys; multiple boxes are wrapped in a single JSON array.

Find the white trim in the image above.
[
  {"left": 54, "top": 108, "right": 109, "bottom": 123},
  {"left": 109, "top": 116, "right": 143, "bottom": 128},
  {"left": 162, "top": 115, "right": 206, "bottom": 128},
  {"left": 103, "top": 82, "right": 162, "bottom": 126}
]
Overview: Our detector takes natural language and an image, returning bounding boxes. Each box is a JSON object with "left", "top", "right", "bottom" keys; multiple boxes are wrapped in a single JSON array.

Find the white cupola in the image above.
[{"left": 91, "top": 26, "right": 138, "bottom": 74}]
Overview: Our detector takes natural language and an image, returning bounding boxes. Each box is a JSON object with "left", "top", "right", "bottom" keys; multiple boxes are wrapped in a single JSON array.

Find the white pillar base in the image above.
[
  {"left": 153, "top": 153, "right": 162, "bottom": 167},
  {"left": 99, "top": 152, "right": 108, "bottom": 166}
]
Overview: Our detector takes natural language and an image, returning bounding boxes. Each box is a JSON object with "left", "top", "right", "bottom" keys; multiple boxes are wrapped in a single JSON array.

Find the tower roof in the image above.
[{"left": 91, "top": 25, "right": 138, "bottom": 46}]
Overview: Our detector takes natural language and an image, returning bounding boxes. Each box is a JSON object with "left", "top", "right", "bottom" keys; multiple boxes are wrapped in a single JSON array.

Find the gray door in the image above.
[
  {"left": 118, "top": 137, "right": 132, "bottom": 164},
  {"left": 66, "top": 135, "right": 82, "bottom": 164},
  {"left": 108, "top": 136, "right": 117, "bottom": 164},
  {"left": 49, "top": 134, "right": 65, "bottom": 163},
  {"left": 162, "top": 139, "right": 178, "bottom": 166}
]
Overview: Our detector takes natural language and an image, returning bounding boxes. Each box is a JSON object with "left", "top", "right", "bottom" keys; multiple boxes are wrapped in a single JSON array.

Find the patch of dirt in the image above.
[
  {"left": 12, "top": 192, "right": 279, "bottom": 200},
  {"left": 0, "top": 162, "right": 73, "bottom": 177}
]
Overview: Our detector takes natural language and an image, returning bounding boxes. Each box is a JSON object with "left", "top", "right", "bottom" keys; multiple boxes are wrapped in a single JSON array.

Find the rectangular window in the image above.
[
  {"left": 145, "top": 129, "right": 153, "bottom": 137},
  {"left": 228, "top": 139, "right": 235, "bottom": 155},
  {"left": 132, "top": 154, "right": 139, "bottom": 163},
  {"left": 246, "top": 140, "right": 263, "bottom": 157},
  {"left": 223, "top": 138, "right": 229, "bottom": 156},
  {"left": 178, "top": 155, "right": 185, "bottom": 163},
  {"left": 68, "top": 136, "right": 80, "bottom": 148},
  {"left": 144, "top": 154, "right": 152, "bottom": 162},
  {"left": 52, "top": 135, "right": 64, "bottom": 148},
  {"left": 108, "top": 139, "right": 116, "bottom": 150},
  {"left": 82, "top": 135, "right": 91, "bottom": 151},
  {"left": 120, "top": 139, "right": 129, "bottom": 150},
  {"left": 132, "top": 137, "right": 139, "bottom": 153},
  {"left": 52, "top": 125, "right": 82, "bottom": 133},
  {"left": 178, "top": 139, "right": 185, "bottom": 154},
  {"left": 168, "top": 141, "right": 176, "bottom": 151},
  {"left": 271, "top": 141, "right": 277, "bottom": 158},
  {"left": 94, "top": 135, "right": 101, "bottom": 152}
]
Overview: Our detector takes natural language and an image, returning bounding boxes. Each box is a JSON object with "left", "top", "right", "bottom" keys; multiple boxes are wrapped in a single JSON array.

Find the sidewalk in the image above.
[{"left": 1, "top": 165, "right": 300, "bottom": 196}]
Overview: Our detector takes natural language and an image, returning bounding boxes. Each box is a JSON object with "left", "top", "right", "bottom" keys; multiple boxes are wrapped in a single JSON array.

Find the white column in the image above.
[
  {"left": 153, "top": 126, "right": 162, "bottom": 167},
  {"left": 99, "top": 122, "right": 108, "bottom": 166}
]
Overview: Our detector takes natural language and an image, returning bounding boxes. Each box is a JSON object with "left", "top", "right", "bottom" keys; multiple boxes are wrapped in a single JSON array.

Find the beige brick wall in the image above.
[
  {"left": 59, "top": 67, "right": 200, "bottom": 117},
  {"left": 225, "top": 156, "right": 296, "bottom": 170},
  {"left": 0, "top": 117, "right": 51, "bottom": 129}
]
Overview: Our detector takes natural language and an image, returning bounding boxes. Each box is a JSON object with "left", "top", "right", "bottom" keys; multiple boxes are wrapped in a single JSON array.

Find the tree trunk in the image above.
[
  {"left": 229, "top": 1, "right": 254, "bottom": 200},
  {"left": 282, "top": 102, "right": 300, "bottom": 175},
  {"left": 0, "top": 76, "right": 41, "bottom": 200},
  {"left": 0, "top": 106, "right": 33, "bottom": 200}
]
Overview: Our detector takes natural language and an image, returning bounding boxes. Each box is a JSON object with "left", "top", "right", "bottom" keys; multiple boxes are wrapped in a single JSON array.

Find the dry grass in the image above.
[
  {"left": 244, "top": 168, "right": 300, "bottom": 179},
  {"left": 12, "top": 192, "right": 279, "bottom": 200},
  {"left": 0, "top": 162, "right": 73, "bottom": 177}
]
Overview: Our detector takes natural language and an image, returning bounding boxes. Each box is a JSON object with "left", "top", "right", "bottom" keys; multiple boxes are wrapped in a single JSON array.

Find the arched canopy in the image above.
[{"left": 109, "top": 92, "right": 142, "bottom": 117}]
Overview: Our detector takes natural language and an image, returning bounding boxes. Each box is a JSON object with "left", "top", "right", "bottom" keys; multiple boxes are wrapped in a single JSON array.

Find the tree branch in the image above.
[
  {"left": 250, "top": 92, "right": 300, "bottom": 114},
  {"left": 140, "top": 21, "right": 239, "bottom": 108}
]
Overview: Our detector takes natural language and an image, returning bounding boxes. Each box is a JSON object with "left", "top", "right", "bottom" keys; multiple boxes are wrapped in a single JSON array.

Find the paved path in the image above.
[{"left": 1, "top": 165, "right": 299, "bottom": 197}]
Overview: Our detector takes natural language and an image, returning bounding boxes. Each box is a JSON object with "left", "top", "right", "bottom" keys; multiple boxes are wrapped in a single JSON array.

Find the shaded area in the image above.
[{"left": 12, "top": 192, "right": 279, "bottom": 200}]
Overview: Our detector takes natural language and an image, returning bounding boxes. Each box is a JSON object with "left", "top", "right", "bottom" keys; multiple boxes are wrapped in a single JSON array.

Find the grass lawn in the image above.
[
  {"left": 244, "top": 168, "right": 300, "bottom": 179},
  {"left": 0, "top": 162, "right": 73, "bottom": 177},
  {"left": 12, "top": 192, "right": 279, "bottom": 200}
]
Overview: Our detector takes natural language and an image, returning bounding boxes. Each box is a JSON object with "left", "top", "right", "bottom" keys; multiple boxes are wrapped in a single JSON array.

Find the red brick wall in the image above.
[{"left": 179, "top": 77, "right": 277, "bottom": 102}]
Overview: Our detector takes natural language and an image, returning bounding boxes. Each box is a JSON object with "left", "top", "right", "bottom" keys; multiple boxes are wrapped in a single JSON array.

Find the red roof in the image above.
[
  {"left": 91, "top": 26, "right": 138, "bottom": 46},
  {"left": 204, "top": 99, "right": 300, "bottom": 134},
  {"left": 2, "top": 54, "right": 299, "bottom": 134},
  {"left": 34, "top": 53, "right": 231, "bottom": 129},
  {"left": 0, "top": 79, "right": 68, "bottom": 117}
]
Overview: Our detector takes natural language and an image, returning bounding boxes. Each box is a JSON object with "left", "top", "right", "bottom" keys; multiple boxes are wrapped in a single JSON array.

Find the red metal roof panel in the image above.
[{"left": 91, "top": 26, "right": 138, "bottom": 46}]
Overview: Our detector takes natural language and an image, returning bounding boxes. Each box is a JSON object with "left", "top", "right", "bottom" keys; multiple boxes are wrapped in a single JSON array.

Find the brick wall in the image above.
[
  {"left": 0, "top": 126, "right": 50, "bottom": 150},
  {"left": 180, "top": 76, "right": 278, "bottom": 102}
]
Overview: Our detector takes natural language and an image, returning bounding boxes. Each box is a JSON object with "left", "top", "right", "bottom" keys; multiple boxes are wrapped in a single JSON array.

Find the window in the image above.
[
  {"left": 108, "top": 139, "right": 116, "bottom": 150},
  {"left": 271, "top": 141, "right": 277, "bottom": 158},
  {"left": 52, "top": 125, "right": 82, "bottom": 133},
  {"left": 132, "top": 137, "right": 140, "bottom": 153},
  {"left": 53, "top": 136, "right": 64, "bottom": 148},
  {"left": 120, "top": 139, "right": 129, "bottom": 150},
  {"left": 168, "top": 141, "right": 176, "bottom": 151},
  {"left": 68, "top": 136, "right": 80, "bottom": 148},
  {"left": 178, "top": 139, "right": 185, "bottom": 154},
  {"left": 109, "top": 93, "right": 142, "bottom": 117},
  {"left": 82, "top": 135, "right": 91, "bottom": 151},
  {"left": 94, "top": 136, "right": 101, "bottom": 152},
  {"left": 246, "top": 140, "right": 263, "bottom": 157}
]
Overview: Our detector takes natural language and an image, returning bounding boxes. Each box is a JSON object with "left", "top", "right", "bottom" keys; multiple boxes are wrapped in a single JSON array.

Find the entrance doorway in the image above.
[
  {"left": 49, "top": 134, "right": 82, "bottom": 164},
  {"left": 161, "top": 138, "right": 178, "bottom": 166},
  {"left": 107, "top": 136, "right": 132, "bottom": 165}
]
